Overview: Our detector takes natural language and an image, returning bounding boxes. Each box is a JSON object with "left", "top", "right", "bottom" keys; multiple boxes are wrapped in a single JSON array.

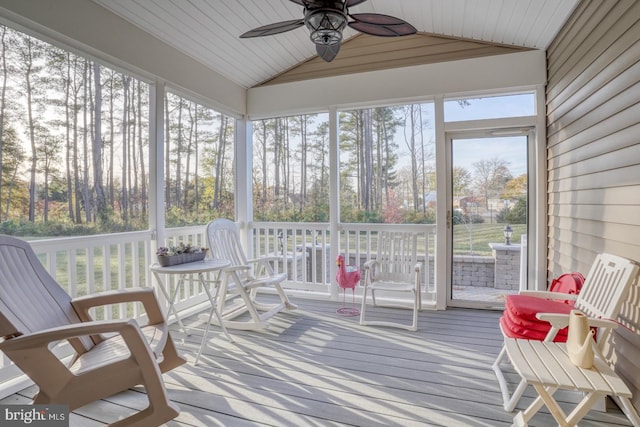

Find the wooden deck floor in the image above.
[{"left": 5, "top": 297, "right": 634, "bottom": 426}]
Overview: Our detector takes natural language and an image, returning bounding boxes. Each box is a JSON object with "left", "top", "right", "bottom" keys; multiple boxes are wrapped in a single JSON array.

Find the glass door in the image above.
[{"left": 447, "top": 132, "right": 529, "bottom": 309}]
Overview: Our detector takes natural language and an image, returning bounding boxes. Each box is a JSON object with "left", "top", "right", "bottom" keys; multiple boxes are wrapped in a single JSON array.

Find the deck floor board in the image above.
[{"left": 7, "top": 297, "right": 634, "bottom": 426}]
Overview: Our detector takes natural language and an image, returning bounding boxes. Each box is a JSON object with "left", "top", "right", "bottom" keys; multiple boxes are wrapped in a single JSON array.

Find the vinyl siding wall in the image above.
[{"left": 546, "top": 0, "right": 640, "bottom": 407}]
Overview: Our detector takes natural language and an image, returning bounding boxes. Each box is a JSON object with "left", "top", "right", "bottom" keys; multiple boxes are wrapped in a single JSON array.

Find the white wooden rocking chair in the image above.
[
  {"left": 360, "top": 231, "right": 422, "bottom": 331},
  {"left": 492, "top": 252, "right": 640, "bottom": 418},
  {"left": 205, "top": 219, "right": 297, "bottom": 331}
]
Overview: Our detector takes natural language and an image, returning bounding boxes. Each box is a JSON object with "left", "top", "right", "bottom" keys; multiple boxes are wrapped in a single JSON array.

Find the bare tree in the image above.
[
  {"left": 362, "top": 109, "right": 373, "bottom": 211},
  {"left": 192, "top": 103, "right": 199, "bottom": 212},
  {"left": 69, "top": 55, "right": 83, "bottom": 223},
  {"left": 452, "top": 166, "right": 472, "bottom": 199},
  {"left": 129, "top": 81, "right": 137, "bottom": 217},
  {"left": 298, "top": 116, "right": 308, "bottom": 208},
  {"left": 36, "top": 133, "right": 62, "bottom": 222},
  {"left": 173, "top": 96, "right": 183, "bottom": 208},
  {"left": 121, "top": 74, "right": 130, "bottom": 222},
  {"left": 472, "top": 157, "right": 512, "bottom": 208},
  {"left": 183, "top": 102, "right": 194, "bottom": 208},
  {"left": 1, "top": 127, "right": 25, "bottom": 219},
  {"left": 213, "top": 113, "right": 229, "bottom": 210},
  {"left": 16, "top": 35, "right": 45, "bottom": 222},
  {"left": 92, "top": 63, "right": 107, "bottom": 222},
  {"left": 107, "top": 69, "right": 117, "bottom": 208},
  {"left": 81, "top": 59, "right": 91, "bottom": 223},
  {"left": 273, "top": 118, "right": 281, "bottom": 201}
]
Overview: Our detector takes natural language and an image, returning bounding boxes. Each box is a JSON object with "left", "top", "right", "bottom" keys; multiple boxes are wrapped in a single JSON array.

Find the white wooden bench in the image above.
[{"left": 504, "top": 338, "right": 640, "bottom": 426}]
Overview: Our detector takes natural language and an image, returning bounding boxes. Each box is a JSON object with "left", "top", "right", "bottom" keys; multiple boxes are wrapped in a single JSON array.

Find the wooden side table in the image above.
[
  {"left": 505, "top": 338, "right": 640, "bottom": 427},
  {"left": 150, "top": 259, "right": 232, "bottom": 364}
]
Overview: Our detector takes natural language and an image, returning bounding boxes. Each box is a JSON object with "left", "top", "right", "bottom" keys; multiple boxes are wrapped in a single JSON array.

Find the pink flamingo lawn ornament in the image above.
[{"left": 336, "top": 254, "right": 362, "bottom": 316}]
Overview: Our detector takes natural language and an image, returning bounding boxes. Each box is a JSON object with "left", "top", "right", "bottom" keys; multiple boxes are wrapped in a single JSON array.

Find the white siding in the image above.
[{"left": 546, "top": 0, "right": 640, "bottom": 408}]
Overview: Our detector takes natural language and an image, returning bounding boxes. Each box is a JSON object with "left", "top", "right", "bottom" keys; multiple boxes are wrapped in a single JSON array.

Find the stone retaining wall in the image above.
[
  {"left": 451, "top": 255, "right": 495, "bottom": 288},
  {"left": 489, "top": 243, "right": 522, "bottom": 290}
]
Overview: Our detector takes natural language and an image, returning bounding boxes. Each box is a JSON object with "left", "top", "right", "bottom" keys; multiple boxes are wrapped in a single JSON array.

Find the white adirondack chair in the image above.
[
  {"left": 359, "top": 231, "right": 422, "bottom": 331},
  {"left": 0, "top": 235, "right": 185, "bottom": 426},
  {"left": 493, "top": 252, "right": 640, "bottom": 414}
]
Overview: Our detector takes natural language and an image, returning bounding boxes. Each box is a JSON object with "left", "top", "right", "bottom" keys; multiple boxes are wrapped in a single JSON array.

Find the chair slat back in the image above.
[
  {"left": 375, "top": 231, "right": 419, "bottom": 282},
  {"left": 0, "top": 235, "right": 83, "bottom": 340},
  {"left": 206, "top": 219, "right": 252, "bottom": 280},
  {"left": 575, "top": 253, "right": 639, "bottom": 330}
]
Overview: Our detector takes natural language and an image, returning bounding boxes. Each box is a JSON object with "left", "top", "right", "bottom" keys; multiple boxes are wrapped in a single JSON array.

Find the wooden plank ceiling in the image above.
[{"left": 260, "top": 32, "right": 530, "bottom": 86}]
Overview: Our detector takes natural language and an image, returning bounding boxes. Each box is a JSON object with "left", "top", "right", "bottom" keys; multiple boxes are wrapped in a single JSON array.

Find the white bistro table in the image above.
[
  {"left": 505, "top": 338, "right": 640, "bottom": 427},
  {"left": 150, "top": 259, "right": 232, "bottom": 364}
]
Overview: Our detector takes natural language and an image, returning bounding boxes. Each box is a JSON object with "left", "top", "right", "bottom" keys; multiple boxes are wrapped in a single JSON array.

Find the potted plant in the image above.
[{"left": 156, "top": 242, "right": 208, "bottom": 267}]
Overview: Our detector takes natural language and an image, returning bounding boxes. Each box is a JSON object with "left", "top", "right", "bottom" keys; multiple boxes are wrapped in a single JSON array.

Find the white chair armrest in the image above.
[
  {"left": 222, "top": 265, "right": 251, "bottom": 273},
  {"left": 536, "top": 312, "right": 619, "bottom": 330},
  {"left": 247, "top": 256, "right": 280, "bottom": 264},
  {"left": 364, "top": 260, "right": 377, "bottom": 270}
]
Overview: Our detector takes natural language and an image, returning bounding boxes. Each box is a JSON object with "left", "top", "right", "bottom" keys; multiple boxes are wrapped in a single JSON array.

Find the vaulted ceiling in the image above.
[{"left": 92, "top": 0, "right": 580, "bottom": 89}]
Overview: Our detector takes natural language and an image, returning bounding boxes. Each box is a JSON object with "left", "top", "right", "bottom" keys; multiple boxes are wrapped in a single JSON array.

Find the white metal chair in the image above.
[
  {"left": 0, "top": 235, "right": 185, "bottom": 426},
  {"left": 359, "top": 231, "right": 422, "bottom": 331},
  {"left": 492, "top": 252, "right": 640, "bottom": 414},
  {"left": 205, "top": 219, "right": 297, "bottom": 330}
]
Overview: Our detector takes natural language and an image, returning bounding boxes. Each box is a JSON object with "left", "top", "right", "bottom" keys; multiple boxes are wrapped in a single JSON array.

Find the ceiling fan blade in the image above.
[
  {"left": 348, "top": 13, "right": 417, "bottom": 36},
  {"left": 346, "top": 0, "right": 369, "bottom": 6},
  {"left": 240, "top": 19, "right": 304, "bottom": 38},
  {"left": 316, "top": 42, "right": 341, "bottom": 62},
  {"left": 349, "top": 13, "right": 416, "bottom": 28},
  {"left": 289, "top": 0, "right": 326, "bottom": 7}
]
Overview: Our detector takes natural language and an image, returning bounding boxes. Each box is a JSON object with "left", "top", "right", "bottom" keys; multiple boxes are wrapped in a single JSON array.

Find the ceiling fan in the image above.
[{"left": 240, "top": 0, "right": 417, "bottom": 62}]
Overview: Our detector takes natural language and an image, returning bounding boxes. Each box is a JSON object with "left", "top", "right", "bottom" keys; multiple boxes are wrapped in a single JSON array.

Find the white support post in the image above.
[
  {"left": 235, "top": 117, "right": 253, "bottom": 255},
  {"left": 434, "top": 95, "right": 447, "bottom": 310},
  {"left": 149, "top": 80, "right": 166, "bottom": 249},
  {"left": 329, "top": 106, "right": 339, "bottom": 300}
]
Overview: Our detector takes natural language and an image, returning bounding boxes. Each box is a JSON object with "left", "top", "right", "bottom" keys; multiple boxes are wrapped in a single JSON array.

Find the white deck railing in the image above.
[
  {"left": 22, "top": 222, "right": 436, "bottom": 313},
  {"left": 251, "top": 221, "right": 437, "bottom": 300},
  {"left": 31, "top": 230, "right": 154, "bottom": 320}
]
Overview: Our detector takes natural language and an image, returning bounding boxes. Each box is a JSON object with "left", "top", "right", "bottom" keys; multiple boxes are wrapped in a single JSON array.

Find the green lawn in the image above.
[{"left": 453, "top": 223, "right": 526, "bottom": 256}]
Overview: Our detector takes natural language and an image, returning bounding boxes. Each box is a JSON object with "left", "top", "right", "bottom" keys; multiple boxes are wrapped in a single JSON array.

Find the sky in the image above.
[
  {"left": 452, "top": 136, "right": 528, "bottom": 177},
  {"left": 390, "top": 94, "right": 533, "bottom": 177},
  {"left": 445, "top": 93, "right": 534, "bottom": 177}
]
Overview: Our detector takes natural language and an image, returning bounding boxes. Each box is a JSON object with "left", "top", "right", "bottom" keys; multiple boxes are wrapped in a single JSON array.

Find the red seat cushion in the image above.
[
  {"left": 500, "top": 313, "right": 568, "bottom": 342},
  {"left": 505, "top": 294, "right": 575, "bottom": 321},
  {"left": 503, "top": 305, "right": 569, "bottom": 334},
  {"left": 500, "top": 293, "right": 576, "bottom": 342}
]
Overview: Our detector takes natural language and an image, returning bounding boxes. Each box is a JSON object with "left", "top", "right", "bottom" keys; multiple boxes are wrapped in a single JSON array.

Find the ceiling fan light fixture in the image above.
[
  {"left": 241, "top": 1, "right": 416, "bottom": 63},
  {"left": 306, "top": 8, "right": 347, "bottom": 45}
]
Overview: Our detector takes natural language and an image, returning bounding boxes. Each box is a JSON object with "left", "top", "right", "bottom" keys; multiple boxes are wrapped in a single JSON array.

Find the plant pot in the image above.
[{"left": 157, "top": 252, "right": 206, "bottom": 267}]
